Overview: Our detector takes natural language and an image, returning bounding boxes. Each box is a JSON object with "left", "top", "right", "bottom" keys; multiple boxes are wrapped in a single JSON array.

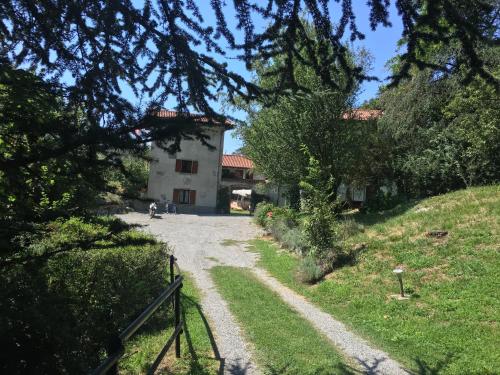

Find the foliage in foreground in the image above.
[
  {"left": 249, "top": 185, "right": 500, "bottom": 374},
  {"left": 0, "top": 66, "right": 104, "bottom": 224},
  {"left": 211, "top": 266, "right": 355, "bottom": 375},
  {"left": 4, "top": 0, "right": 495, "bottom": 126},
  {"left": 0, "top": 216, "right": 170, "bottom": 374},
  {"left": 0, "top": 67, "right": 151, "bottom": 255}
]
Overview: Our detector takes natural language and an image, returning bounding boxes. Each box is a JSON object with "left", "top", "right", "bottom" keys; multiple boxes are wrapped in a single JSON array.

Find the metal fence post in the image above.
[
  {"left": 105, "top": 336, "right": 122, "bottom": 375},
  {"left": 169, "top": 255, "right": 175, "bottom": 284},
  {"left": 174, "top": 275, "right": 181, "bottom": 358}
]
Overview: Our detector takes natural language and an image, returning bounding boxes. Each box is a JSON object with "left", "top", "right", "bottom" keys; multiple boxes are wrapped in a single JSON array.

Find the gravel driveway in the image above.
[
  {"left": 118, "top": 212, "right": 409, "bottom": 375},
  {"left": 118, "top": 212, "right": 262, "bottom": 375}
]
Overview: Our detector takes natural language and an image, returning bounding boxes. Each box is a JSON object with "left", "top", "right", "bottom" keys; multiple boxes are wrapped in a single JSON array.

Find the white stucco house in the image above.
[{"left": 147, "top": 110, "right": 233, "bottom": 214}]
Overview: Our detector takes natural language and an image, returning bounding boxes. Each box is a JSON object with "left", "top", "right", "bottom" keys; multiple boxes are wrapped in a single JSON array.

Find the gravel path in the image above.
[
  {"left": 253, "top": 268, "right": 410, "bottom": 375},
  {"left": 118, "top": 212, "right": 409, "bottom": 375},
  {"left": 118, "top": 212, "right": 262, "bottom": 375}
]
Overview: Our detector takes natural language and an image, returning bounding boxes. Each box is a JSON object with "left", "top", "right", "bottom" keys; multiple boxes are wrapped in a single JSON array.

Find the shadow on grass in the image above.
[
  {"left": 263, "top": 352, "right": 455, "bottom": 375},
  {"left": 182, "top": 294, "right": 263, "bottom": 375},
  {"left": 408, "top": 353, "right": 455, "bottom": 375},
  {"left": 182, "top": 295, "right": 225, "bottom": 375},
  {"left": 346, "top": 200, "right": 419, "bottom": 228},
  {"left": 352, "top": 353, "right": 455, "bottom": 375},
  {"left": 144, "top": 293, "right": 454, "bottom": 375},
  {"left": 264, "top": 362, "right": 358, "bottom": 374}
]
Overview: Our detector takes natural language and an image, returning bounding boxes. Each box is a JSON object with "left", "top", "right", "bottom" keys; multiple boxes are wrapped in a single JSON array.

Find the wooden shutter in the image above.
[
  {"left": 192, "top": 161, "right": 198, "bottom": 174},
  {"left": 173, "top": 189, "right": 180, "bottom": 203},
  {"left": 189, "top": 190, "right": 196, "bottom": 205},
  {"left": 175, "top": 159, "right": 181, "bottom": 172}
]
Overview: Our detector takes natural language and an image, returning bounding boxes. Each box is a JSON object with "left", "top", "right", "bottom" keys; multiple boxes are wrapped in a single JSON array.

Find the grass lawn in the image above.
[
  {"left": 210, "top": 266, "right": 358, "bottom": 375},
  {"left": 230, "top": 209, "right": 251, "bottom": 215},
  {"left": 121, "top": 273, "right": 220, "bottom": 374},
  {"left": 249, "top": 185, "right": 500, "bottom": 374}
]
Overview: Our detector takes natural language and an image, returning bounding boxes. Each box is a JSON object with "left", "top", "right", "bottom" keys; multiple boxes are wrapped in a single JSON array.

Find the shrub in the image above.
[
  {"left": 266, "top": 217, "right": 289, "bottom": 243},
  {"left": 0, "top": 216, "right": 170, "bottom": 374},
  {"left": 303, "top": 204, "right": 337, "bottom": 258},
  {"left": 337, "top": 216, "right": 364, "bottom": 238},
  {"left": 281, "top": 226, "right": 309, "bottom": 255},
  {"left": 297, "top": 255, "right": 324, "bottom": 284},
  {"left": 254, "top": 201, "right": 275, "bottom": 226},
  {"left": 270, "top": 206, "right": 299, "bottom": 226}
]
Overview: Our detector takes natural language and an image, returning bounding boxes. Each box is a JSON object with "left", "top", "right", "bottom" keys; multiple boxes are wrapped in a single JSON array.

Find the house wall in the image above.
[{"left": 147, "top": 126, "right": 225, "bottom": 213}]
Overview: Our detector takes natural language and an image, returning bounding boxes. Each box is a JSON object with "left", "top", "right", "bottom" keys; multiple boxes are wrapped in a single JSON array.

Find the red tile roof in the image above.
[
  {"left": 155, "top": 109, "right": 234, "bottom": 128},
  {"left": 222, "top": 154, "right": 254, "bottom": 169},
  {"left": 342, "top": 109, "right": 383, "bottom": 121}
]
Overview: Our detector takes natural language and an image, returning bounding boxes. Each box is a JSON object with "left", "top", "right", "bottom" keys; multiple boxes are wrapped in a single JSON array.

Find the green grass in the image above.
[
  {"left": 121, "top": 273, "right": 220, "bottom": 374},
  {"left": 249, "top": 185, "right": 500, "bottom": 374},
  {"left": 230, "top": 209, "right": 251, "bottom": 215},
  {"left": 210, "top": 266, "right": 357, "bottom": 375}
]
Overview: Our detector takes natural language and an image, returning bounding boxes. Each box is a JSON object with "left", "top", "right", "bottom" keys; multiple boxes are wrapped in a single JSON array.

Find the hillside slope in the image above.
[{"left": 251, "top": 185, "right": 500, "bottom": 374}]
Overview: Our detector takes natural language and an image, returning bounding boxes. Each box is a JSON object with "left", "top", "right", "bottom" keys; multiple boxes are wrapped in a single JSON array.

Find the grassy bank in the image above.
[
  {"left": 121, "top": 273, "right": 220, "bottom": 374},
  {"left": 211, "top": 266, "right": 357, "bottom": 375},
  {"left": 249, "top": 185, "right": 500, "bottom": 374}
]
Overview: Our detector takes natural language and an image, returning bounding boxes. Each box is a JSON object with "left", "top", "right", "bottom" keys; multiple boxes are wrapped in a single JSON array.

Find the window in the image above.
[
  {"left": 175, "top": 159, "right": 198, "bottom": 174},
  {"left": 351, "top": 186, "right": 366, "bottom": 202},
  {"left": 173, "top": 189, "right": 196, "bottom": 205},
  {"left": 181, "top": 160, "right": 192, "bottom": 173},
  {"left": 179, "top": 190, "right": 190, "bottom": 204}
]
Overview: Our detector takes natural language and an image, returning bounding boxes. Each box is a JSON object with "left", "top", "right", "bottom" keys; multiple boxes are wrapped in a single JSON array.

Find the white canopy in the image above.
[{"left": 232, "top": 189, "right": 252, "bottom": 198}]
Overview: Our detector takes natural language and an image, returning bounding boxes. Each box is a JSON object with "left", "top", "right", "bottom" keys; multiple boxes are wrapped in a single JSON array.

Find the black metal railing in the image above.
[{"left": 92, "top": 255, "right": 183, "bottom": 375}]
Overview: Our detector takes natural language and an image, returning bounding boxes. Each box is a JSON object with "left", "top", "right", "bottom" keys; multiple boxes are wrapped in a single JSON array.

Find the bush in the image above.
[
  {"left": 303, "top": 204, "right": 337, "bottom": 258},
  {"left": 271, "top": 206, "right": 299, "bottom": 226},
  {"left": 266, "top": 217, "right": 289, "bottom": 243},
  {"left": 297, "top": 255, "right": 324, "bottom": 284},
  {"left": 254, "top": 201, "right": 275, "bottom": 226},
  {"left": 281, "top": 226, "right": 309, "bottom": 255},
  {"left": 256, "top": 203, "right": 307, "bottom": 252},
  {"left": 337, "top": 216, "right": 364, "bottom": 238},
  {"left": 0, "top": 216, "right": 170, "bottom": 374}
]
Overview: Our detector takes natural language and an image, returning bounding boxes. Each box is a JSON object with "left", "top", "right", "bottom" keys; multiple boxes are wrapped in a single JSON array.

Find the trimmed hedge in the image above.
[{"left": 0, "top": 216, "right": 170, "bottom": 374}]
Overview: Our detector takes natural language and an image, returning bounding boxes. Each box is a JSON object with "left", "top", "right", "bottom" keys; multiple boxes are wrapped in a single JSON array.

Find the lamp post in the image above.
[{"left": 393, "top": 268, "right": 405, "bottom": 297}]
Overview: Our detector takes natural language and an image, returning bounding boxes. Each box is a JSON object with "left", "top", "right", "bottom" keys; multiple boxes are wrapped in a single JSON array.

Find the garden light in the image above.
[{"left": 393, "top": 268, "right": 405, "bottom": 297}]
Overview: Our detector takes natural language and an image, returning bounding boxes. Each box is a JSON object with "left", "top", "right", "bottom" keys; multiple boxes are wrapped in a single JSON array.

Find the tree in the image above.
[
  {"left": 1, "top": 1, "right": 497, "bottom": 209},
  {"left": 238, "top": 27, "right": 391, "bottom": 205},
  {"left": 378, "top": 44, "right": 500, "bottom": 196},
  {"left": 0, "top": 67, "right": 105, "bottom": 225},
  {"left": 104, "top": 152, "right": 150, "bottom": 199},
  {"left": 1, "top": 1, "right": 497, "bottom": 145}
]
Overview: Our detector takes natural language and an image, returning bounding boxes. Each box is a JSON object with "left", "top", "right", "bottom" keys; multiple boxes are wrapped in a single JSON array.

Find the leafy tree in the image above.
[
  {"left": 104, "top": 152, "right": 150, "bottom": 198},
  {"left": 238, "top": 29, "right": 390, "bottom": 204},
  {"left": 0, "top": 67, "right": 104, "bottom": 225},
  {"left": 299, "top": 152, "right": 338, "bottom": 260},
  {"left": 0, "top": 1, "right": 497, "bottom": 149},
  {"left": 0, "top": 1, "right": 497, "bottom": 213},
  {"left": 379, "top": 43, "right": 500, "bottom": 196}
]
